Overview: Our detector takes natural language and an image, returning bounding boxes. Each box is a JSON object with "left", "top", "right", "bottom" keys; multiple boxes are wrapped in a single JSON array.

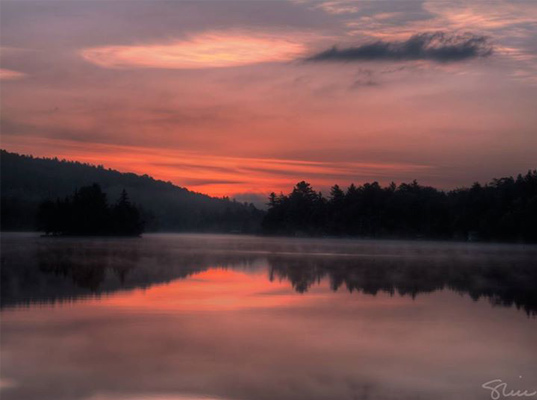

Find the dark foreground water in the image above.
[{"left": 1, "top": 233, "right": 536, "bottom": 400}]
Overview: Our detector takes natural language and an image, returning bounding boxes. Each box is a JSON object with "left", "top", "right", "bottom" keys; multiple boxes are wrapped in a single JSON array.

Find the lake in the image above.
[{"left": 1, "top": 233, "right": 536, "bottom": 400}]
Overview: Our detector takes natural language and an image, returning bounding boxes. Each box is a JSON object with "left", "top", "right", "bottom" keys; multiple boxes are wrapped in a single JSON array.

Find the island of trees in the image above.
[
  {"left": 262, "top": 171, "right": 537, "bottom": 243},
  {"left": 38, "top": 184, "right": 144, "bottom": 236}
]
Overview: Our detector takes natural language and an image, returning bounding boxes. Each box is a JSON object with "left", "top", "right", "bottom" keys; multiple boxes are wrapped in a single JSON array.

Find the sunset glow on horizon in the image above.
[
  {"left": 1, "top": 0, "right": 537, "bottom": 200},
  {"left": 2, "top": 136, "right": 435, "bottom": 198}
]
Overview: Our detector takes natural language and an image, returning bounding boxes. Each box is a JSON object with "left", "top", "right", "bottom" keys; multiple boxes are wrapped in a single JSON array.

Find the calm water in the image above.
[{"left": 1, "top": 233, "right": 536, "bottom": 400}]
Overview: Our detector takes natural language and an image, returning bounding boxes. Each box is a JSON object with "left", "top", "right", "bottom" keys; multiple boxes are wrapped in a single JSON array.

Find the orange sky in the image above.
[{"left": 1, "top": 1, "right": 537, "bottom": 201}]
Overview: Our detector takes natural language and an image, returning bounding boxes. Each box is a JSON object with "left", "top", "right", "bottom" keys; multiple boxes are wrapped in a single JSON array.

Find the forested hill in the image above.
[{"left": 0, "top": 150, "right": 263, "bottom": 232}]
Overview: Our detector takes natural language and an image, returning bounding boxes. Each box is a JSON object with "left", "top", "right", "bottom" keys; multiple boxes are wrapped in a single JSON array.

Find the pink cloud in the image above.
[
  {"left": 0, "top": 68, "right": 26, "bottom": 80},
  {"left": 81, "top": 31, "right": 310, "bottom": 70}
]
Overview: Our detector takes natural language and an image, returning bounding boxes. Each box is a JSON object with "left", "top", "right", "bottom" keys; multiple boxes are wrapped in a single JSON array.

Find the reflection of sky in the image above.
[
  {"left": 1, "top": 1, "right": 537, "bottom": 199},
  {"left": 1, "top": 266, "right": 536, "bottom": 400}
]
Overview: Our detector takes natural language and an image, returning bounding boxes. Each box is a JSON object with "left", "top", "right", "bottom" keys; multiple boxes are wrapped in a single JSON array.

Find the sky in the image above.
[{"left": 1, "top": 0, "right": 537, "bottom": 203}]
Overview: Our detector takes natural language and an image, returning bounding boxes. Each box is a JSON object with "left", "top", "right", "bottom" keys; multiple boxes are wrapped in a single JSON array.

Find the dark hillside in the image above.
[{"left": 1, "top": 150, "right": 263, "bottom": 232}]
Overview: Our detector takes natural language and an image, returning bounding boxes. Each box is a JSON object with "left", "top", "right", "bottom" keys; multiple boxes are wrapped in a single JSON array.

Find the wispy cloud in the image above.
[
  {"left": 0, "top": 68, "right": 26, "bottom": 80},
  {"left": 81, "top": 31, "right": 309, "bottom": 70},
  {"left": 424, "top": 1, "right": 537, "bottom": 32},
  {"left": 306, "top": 31, "right": 493, "bottom": 63},
  {"left": 315, "top": 1, "right": 360, "bottom": 15}
]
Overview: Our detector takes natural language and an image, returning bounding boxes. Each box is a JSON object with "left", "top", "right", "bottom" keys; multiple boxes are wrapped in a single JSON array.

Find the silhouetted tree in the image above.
[
  {"left": 112, "top": 189, "right": 144, "bottom": 236},
  {"left": 38, "top": 184, "right": 144, "bottom": 236},
  {"left": 262, "top": 170, "right": 537, "bottom": 242},
  {"left": 70, "top": 184, "right": 110, "bottom": 235}
]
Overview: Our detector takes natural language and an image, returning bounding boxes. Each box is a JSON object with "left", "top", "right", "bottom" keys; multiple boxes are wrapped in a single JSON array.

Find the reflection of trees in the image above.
[
  {"left": 2, "top": 238, "right": 536, "bottom": 316},
  {"left": 0, "top": 239, "right": 254, "bottom": 308},
  {"left": 267, "top": 255, "right": 537, "bottom": 316},
  {"left": 38, "top": 247, "right": 140, "bottom": 291}
]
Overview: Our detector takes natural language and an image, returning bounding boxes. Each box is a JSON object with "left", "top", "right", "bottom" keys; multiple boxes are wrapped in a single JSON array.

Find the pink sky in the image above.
[{"left": 1, "top": 0, "right": 537, "bottom": 201}]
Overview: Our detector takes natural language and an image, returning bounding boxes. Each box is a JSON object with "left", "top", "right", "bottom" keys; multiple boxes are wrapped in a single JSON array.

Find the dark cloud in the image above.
[
  {"left": 350, "top": 78, "right": 379, "bottom": 89},
  {"left": 306, "top": 32, "right": 493, "bottom": 63}
]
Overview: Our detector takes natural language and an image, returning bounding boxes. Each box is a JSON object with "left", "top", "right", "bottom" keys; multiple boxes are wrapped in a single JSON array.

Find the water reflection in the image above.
[
  {"left": 1, "top": 234, "right": 536, "bottom": 400},
  {"left": 267, "top": 253, "right": 537, "bottom": 316},
  {"left": 2, "top": 234, "right": 537, "bottom": 315}
]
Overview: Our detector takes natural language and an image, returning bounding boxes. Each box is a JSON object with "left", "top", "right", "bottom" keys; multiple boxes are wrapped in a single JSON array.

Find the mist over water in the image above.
[{"left": 1, "top": 233, "right": 536, "bottom": 400}]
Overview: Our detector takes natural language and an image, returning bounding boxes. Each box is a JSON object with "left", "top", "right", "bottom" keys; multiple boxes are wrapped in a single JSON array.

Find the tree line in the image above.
[
  {"left": 262, "top": 171, "right": 537, "bottom": 242},
  {"left": 1, "top": 150, "right": 264, "bottom": 233},
  {"left": 38, "top": 184, "right": 144, "bottom": 236}
]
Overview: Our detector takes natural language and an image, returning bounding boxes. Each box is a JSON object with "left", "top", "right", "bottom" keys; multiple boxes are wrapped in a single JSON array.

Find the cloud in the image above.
[
  {"left": 0, "top": 68, "right": 26, "bottom": 80},
  {"left": 81, "top": 31, "right": 308, "bottom": 69},
  {"left": 315, "top": 1, "right": 360, "bottom": 15},
  {"left": 306, "top": 31, "right": 493, "bottom": 63}
]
